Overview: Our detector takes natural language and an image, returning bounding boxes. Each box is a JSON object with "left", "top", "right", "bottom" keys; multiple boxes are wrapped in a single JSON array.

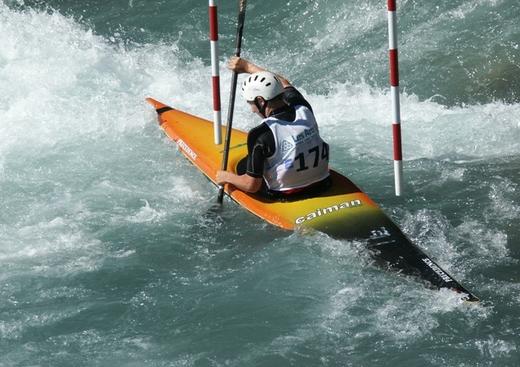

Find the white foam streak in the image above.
[
  {"left": 0, "top": 6, "right": 197, "bottom": 157},
  {"left": 489, "top": 179, "right": 520, "bottom": 220},
  {"left": 475, "top": 335, "right": 518, "bottom": 359},
  {"left": 125, "top": 199, "right": 166, "bottom": 223},
  {"left": 0, "top": 216, "right": 104, "bottom": 275},
  {"left": 2, "top": 5, "right": 519, "bottom": 167},
  {"left": 309, "top": 83, "right": 520, "bottom": 160},
  {"left": 455, "top": 220, "right": 509, "bottom": 261}
]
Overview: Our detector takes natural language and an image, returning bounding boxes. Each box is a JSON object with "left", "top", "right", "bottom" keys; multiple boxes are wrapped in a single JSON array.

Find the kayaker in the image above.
[{"left": 216, "top": 57, "right": 330, "bottom": 199}]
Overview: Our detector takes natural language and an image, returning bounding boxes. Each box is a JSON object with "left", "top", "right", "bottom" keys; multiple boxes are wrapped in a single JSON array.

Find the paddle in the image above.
[{"left": 217, "top": 0, "right": 247, "bottom": 204}]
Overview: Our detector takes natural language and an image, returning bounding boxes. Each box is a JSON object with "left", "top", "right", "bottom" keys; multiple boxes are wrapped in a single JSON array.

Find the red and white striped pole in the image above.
[
  {"left": 387, "top": 0, "right": 403, "bottom": 196},
  {"left": 209, "top": 0, "right": 222, "bottom": 145}
]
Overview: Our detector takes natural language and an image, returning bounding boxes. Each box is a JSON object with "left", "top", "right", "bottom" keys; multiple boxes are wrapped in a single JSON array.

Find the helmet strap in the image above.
[{"left": 254, "top": 98, "right": 268, "bottom": 118}]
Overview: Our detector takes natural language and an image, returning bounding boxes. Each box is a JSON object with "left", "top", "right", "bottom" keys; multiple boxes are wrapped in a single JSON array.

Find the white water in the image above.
[{"left": 1, "top": 3, "right": 519, "bottom": 366}]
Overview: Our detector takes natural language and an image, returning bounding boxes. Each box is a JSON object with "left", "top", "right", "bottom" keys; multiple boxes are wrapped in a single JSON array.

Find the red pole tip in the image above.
[{"left": 209, "top": 6, "right": 218, "bottom": 41}]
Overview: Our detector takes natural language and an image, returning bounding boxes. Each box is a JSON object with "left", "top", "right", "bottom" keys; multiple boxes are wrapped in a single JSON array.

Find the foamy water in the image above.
[{"left": 1, "top": 1, "right": 519, "bottom": 365}]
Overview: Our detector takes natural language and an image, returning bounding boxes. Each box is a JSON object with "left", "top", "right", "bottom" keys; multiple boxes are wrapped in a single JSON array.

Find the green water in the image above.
[{"left": 1, "top": 0, "right": 519, "bottom": 366}]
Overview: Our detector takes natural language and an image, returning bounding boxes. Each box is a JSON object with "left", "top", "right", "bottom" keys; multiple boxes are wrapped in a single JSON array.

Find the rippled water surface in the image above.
[{"left": 1, "top": 0, "right": 519, "bottom": 366}]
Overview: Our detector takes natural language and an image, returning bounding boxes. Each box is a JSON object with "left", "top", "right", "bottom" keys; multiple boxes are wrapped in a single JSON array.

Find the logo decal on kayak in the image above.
[
  {"left": 370, "top": 226, "right": 391, "bottom": 240},
  {"left": 177, "top": 139, "right": 197, "bottom": 161},
  {"left": 295, "top": 200, "right": 362, "bottom": 225},
  {"left": 422, "top": 258, "right": 453, "bottom": 283}
]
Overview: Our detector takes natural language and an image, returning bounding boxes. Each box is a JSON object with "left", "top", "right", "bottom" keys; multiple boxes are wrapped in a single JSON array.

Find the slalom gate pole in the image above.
[
  {"left": 387, "top": 0, "right": 404, "bottom": 196},
  {"left": 209, "top": 0, "right": 222, "bottom": 145},
  {"left": 217, "top": 0, "right": 247, "bottom": 204}
]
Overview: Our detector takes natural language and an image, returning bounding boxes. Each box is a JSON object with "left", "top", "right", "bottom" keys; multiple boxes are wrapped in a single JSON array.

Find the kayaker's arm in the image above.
[
  {"left": 227, "top": 56, "right": 292, "bottom": 88},
  {"left": 216, "top": 170, "right": 263, "bottom": 193}
]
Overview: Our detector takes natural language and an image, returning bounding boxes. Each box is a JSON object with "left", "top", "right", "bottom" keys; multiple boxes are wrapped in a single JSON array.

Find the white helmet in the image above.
[{"left": 241, "top": 71, "right": 284, "bottom": 102}]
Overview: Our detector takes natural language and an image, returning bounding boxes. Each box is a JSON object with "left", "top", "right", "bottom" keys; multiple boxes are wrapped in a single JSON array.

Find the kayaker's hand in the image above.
[
  {"left": 216, "top": 170, "right": 228, "bottom": 185},
  {"left": 228, "top": 57, "right": 265, "bottom": 74},
  {"left": 227, "top": 56, "right": 250, "bottom": 74}
]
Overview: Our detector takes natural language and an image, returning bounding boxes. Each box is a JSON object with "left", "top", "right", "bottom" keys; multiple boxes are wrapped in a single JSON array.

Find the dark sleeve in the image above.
[
  {"left": 282, "top": 86, "right": 313, "bottom": 112},
  {"left": 246, "top": 123, "right": 275, "bottom": 178}
]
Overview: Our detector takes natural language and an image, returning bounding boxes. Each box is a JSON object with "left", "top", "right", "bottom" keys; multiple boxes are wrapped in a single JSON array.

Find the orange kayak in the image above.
[{"left": 147, "top": 97, "right": 478, "bottom": 302}]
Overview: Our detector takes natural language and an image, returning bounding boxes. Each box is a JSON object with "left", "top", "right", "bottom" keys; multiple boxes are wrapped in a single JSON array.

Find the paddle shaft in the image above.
[{"left": 217, "top": 0, "right": 247, "bottom": 204}]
